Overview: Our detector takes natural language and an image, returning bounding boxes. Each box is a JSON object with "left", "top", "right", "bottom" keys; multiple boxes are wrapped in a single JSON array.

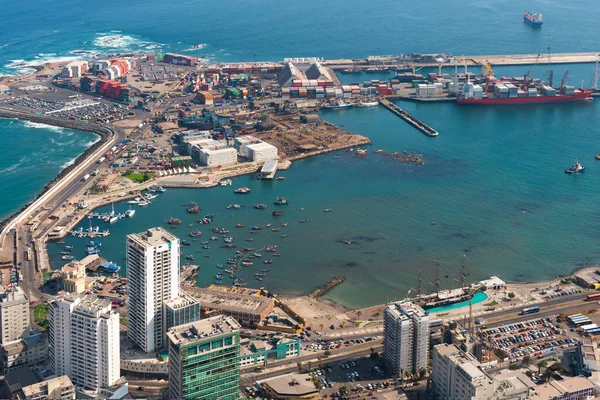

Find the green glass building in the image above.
[{"left": 167, "top": 315, "right": 241, "bottom": 400}]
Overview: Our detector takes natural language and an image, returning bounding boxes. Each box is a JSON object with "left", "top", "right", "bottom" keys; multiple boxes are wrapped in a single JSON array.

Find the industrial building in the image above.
[
  {"left": 304, "top": 62, "right": 334, "bottom": 82},
  {"left": 167, "top": 315, "right": 241, "bottom": 400},
  {"left": 246, "top": 142, "right": 278, "bottom": 163},
  {"left": 127, "top": 228, "right": 180, "bottom": 353},
  {"left": 234, "top": 135, "right": 262, "bottom": 157},
  {"left": 49, "top": 295, "right": 120, "bottom": 393},
  {"left": 186, "top": 138, "right": 238, "bottom": 167},
  {"left": 383, "top": 300, "right": 429, "bottom": 374},
  {"left": 184, "top": 287, "right": 275, "bottom": 328},
  {"left": 277, "top": 62, "right": 307, "bottom": 87},
  {"left": 0, "top": 286, "right": 31, "bottom": 344}
]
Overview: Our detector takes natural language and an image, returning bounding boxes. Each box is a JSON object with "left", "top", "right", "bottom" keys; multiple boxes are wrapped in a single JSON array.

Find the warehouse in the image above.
[
  {"left": 277, "top": 62, "right": 307, "bottom": 87},
  {"left": 304, "top": 62, "right": 334, "bottom": 81},
  {"left": 197, "top": 147, "right": 237, "bottom": 167},
  {"left": 184, "top": 286, "right": 275, "bottom": 328},
  {"left": 247, "top": 142, "right": 278, "bottom": 163},
  {"left": 234, "top": 135, "right": 261, "bottom": 157}
]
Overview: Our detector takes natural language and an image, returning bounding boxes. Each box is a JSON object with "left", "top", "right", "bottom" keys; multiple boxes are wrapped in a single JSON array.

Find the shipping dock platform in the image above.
[{"left": 378, "top": 98, "right": 439, "bottom": 137}]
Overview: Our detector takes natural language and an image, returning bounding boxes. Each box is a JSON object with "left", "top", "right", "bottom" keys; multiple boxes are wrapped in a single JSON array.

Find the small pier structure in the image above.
[
  {"left": 260, "top": 160, "right": 278, "bottom": 180},
  {"left": 378, "top": 98, "right": 439, "bottom": 137}
]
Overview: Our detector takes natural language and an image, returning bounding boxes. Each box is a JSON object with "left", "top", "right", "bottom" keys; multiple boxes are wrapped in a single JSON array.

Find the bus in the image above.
[
  {"left": 587, "top": 293, "right": 600, "bottom": 301},
  {"left": 520, "top": 306, "right": 540, "bottom": 315}
]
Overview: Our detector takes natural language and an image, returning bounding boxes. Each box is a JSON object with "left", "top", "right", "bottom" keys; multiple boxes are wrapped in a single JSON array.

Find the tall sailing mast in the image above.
[{"left": 460, "top": 255, "right": 467, "bottom": 290}]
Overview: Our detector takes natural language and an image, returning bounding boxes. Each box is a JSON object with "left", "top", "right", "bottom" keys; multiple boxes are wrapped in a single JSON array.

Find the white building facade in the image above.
[
  {"left": 383, "top": 300, "right": 429, "bottom": 375},
  {"left": 127, "top": 227, "right": 180, "bottom": 353},
  {"left": 48, "top": 295, "right": 120, "bottom": 392},
  {"left": 0, "top": 286, "right": 30, "bottom": 344}
]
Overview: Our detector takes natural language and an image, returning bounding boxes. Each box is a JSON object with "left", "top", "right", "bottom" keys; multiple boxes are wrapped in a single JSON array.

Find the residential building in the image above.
[
  {"left": 3, "top": 366, "right": 40, "bottom": 399},
  {"left": 20, "top": 375, "right": 76, "bottom": 400},
  {"left": 127, "top": 227, "right": 180, "bottom": 353},
  {"left": 49, "top": 295, "right": 120, "bottom": 392},
  {"left": 262, "top": 373, "right": 319, "bottom": 399},
  {"left": 0, "top": 332, "right": 48, "bottom": 374},
  {"left": 531, "top": 376, "right": 595, "bottom": 400},
  {"left": 432, "top": 344, "right": 536, "bottom": 400},
  {"left": 167, "top": 315, "right": 241, "bottom": 400},
  {"left": 576, "top": 337, "right": 600, "bottom": 374},
  {"left": 165, "top": 292, "right": 200, "bottom": 331},
  {"left": 0, "top": 286, "right": 30, "bottom": 344},
  {"left": 383, "top": 300, "right": 429, "bottom": 374}
]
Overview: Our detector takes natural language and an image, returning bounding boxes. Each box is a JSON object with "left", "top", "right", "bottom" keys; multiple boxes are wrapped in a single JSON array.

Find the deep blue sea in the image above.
[{"left": 4, "top": 0, "right": 600, "bottom": 307}]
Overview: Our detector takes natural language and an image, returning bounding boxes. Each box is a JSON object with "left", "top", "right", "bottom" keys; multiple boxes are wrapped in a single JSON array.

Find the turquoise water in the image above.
[
  {"left": 0, "top": 119, "right": 97, "bottom": 219},
  {"left": 48, "top": 95, "right": 600, "bottom": 308},
  {"left": 2, "top": 0, "right": 600, "bottom": 75},
  {"left": 427, "top": 291, "right": 488, "bottom": 314}
]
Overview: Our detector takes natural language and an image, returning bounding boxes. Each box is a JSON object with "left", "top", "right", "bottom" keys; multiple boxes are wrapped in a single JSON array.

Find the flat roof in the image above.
[
  {"left": 262, "top": 373, "right": 318, "bottom": 396},
  {"left": 21, "top": 375, "right": 73, "bottom": 397},
  {"left": 185, "top": 287, "right": 274, "bottom": 316},
  {"left": 435, "top": 343, "right": 461, "bottom": 357},
  {"left": 127, "top": 227, "right": 179, "bottom": 249},
  {"left": 166, "top": 315, "right": 240, "bottom": 346},
  {"left": 261, "top": 159, "right": 278, "bottom": 173},
  {"left": 0, "top": 286, "right": 27, "bottom": 304}
]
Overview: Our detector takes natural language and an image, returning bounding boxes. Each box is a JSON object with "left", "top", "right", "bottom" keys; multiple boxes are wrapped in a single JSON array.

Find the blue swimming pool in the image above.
[{"left": 427, "top": 291, "right": 489, "bottom": 314}]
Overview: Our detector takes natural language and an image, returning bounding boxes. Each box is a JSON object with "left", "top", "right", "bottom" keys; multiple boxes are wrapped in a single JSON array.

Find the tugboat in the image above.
[
  {"left": 254, "top": 204, "right": 267, "bottom": 210},
  {"left": 272, "top": 210, "right": 284, "bottom": 217},
  {"left": 274, "top": 197, "right": 289, "bottom": 205},
  {"left": 565, "top": 159, "right": 586, "bottom": 174},
  {"left": 234, "top": 187, "right": 251, "bottom": 194}
]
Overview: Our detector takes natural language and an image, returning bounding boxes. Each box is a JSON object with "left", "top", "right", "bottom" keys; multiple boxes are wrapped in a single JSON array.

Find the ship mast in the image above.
[
  {"left": 435, "top": 262, "right": 441, "bottom": 295},
  {"left": 460, "top": 255, "right": 467, "bottom": 290}
]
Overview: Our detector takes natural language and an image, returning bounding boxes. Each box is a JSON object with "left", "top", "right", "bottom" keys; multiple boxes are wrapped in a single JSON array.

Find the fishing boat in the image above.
[
  {"left": 265, "top": 246, "right": 277, "bottom": 252},
  {"left": 324, "top": 208, "right": 332, "bottom": 212},
  {"left": 264, "top": 260, "right": 273, "bottom": 264},
  {"left": 137, "top": 200, "right": 150, "bottom": 207},
  {"left": 168, "top": 218, "right": 182, "bottom": 225},
  {"left": 216, "top": 264, "right": 225, "bottom": 269},
  {"left": 356, "top": 100, "right": 379, "bottom": 107},
  {"left": 216, "top": 273, "right": 224, "bottom": 279},
  {"left": 565, "top": 159, "right": 586, "bottom": 174},
  {"left": 274, "top": 197, "right": 289, "bottom": 205},
  {"left": 57, "top": 240, "right": 65, "bottom": 244},
  {"left": 300, "top": 219, "right": 309, "bottom": 223},
  {"left": 88, "top": 240, "right": 101, "bottom": 247},
  {"left": 273, "top": 253, "right": 281, "bottom": 257},
  {"left": 109, "top": 215, "right": 119, "bottom": 224},
  {"left": 190, "top": 230, "right": 202, "bottom": 237},
  {"left": 202, "top": 245, "right": 210, "bottom": 249},
  {"left": 271, "top": 228, "right": 280, "bottom": 232},
  {"left": 281, "top": 222, "right": 288, "bottom": 227},
  {"left": 261, "top": 269, "right": 270, "bottom": 272},
  {"left": 251, "top": 226, "right": 263, "bottom": 231},
  {"left": 234, "top": 187, "right": 251, "bottom": 194},
  {"left": 254, "top": 204, "right": 267, "bottom": 210},
  {"left": 272, "top": 210, "right": 284, "bottom": 216},
  {"left": 281, "top": 234, "right": 289, "bottom": 238},
  {"left": 253, "top": 252, "right": 262, "bottom": 257},
  {"left": 187, "top": 203, "right": 200, "bottom": 213},
  {"left": 321, "top": 102, "right": 353, "bottom": 110},
  {"left": 86, "top": 248, "right": 100, "bottom": 255},
  {"left": 242, "top": 261, "right": 254, "bottom": 267},
  {"left": 181, "top": 240, "right": 191, "bottom": 246},
  {"left": 255, "top": 277, "right": 264, "bottom": 281},
  {"left": 227, "top": 204, "right": 241, "bottom": 210},
  {"left": 276, "top": 176, "right": 285, "bottom": 180},
  {"left": 61, "top": 255, "right": 75, "bottom": 260},
  {"left": 64, "top": 245, "right": 74, "bottom": 250},
  {"left": 60, "top": 251, "right": 71, "bottom": 255},
  {"left": 185, "top": 255, "right": 195, "bottom": 260},
  {"left": 236, "top": 224, "right": 246, "bottom": 228},
  {"left": 596, "top": 154, "right": 600, "bottom": 161}
]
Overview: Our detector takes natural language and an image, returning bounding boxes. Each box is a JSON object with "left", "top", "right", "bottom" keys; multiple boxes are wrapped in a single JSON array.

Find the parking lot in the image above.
[
  {"left": 483, "top": 316, "right": 582, "bottom": 363},
  {"left": 542, "top": 288, "right": 582, "bottom": 300}
]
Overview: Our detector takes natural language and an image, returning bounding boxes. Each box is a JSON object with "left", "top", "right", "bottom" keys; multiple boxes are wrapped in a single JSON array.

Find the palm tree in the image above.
[
  {"left": 319, "top": 323, "right": 324, "bottom": 333},
  {"left": 522, "top": 355, "right": 532, "bottom": 367},
  {"left": 373, "top": 311, "right": 381, "bottom": 320},
  {"left": 542, "top": 369, "right": 553, "bottom": 382},
  {"left": 537, "top": 360, "right": 548, "bottom": 374},
  {"left": 418, "top": 367, "right": 427, "bottom": 380},
  {"left": 297, "top": 361, "right": 303, "bottom": 373},
  {"left": 356, "top": 310, "right": 362, "bottom": 320}
]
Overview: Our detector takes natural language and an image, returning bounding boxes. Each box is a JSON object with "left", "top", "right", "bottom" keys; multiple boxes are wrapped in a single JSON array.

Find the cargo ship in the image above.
[
  {"left": 524, "top": 11, "right": 543, "bottom": 27},
  {"left": 457, "top": 75, "right": 593, "bottom": 105}
]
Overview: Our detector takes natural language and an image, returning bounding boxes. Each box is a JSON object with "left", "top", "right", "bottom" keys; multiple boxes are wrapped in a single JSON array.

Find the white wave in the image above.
[
  {"left": 61, "top": 156, "right": 79, "bottom": 169},
  {"left": 22, "top": 121, "right": 66, "bottom": 133},
  {"left": 93, "top": 33, "right": 163, "bottom": 52},
  {"left": 183, "top": 43, "right": 208, "bottom": 52},
  {"left": 3, "top": 55, "right": 82, "bottom": 75},
  {"left": 0, "top": 156, "right": 28, "bottom": 175}
]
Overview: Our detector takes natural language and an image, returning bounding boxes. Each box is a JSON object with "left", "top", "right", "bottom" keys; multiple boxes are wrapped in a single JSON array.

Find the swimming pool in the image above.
[{"left": 427, "top": 291, "right": 488, "bottom": 314}]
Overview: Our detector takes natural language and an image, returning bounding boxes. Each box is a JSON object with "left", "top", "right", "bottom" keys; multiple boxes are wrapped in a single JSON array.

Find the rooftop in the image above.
[
  {"left": 5, "top": 366, "right": 39, "bottom": 394},
  {"left": 387, "top": 300, "right": 428, "bottom": 320},
  {"left": 166, "top": 291, "right": 198, "bottom": 310},
  {"left": 434, "top": 343, "right": 461, "bottom": 357},
  {"left": 127, "top": 227, "right": 179, "bottom": 249},
  {"left": 185, "top": 286, "right": 275, "bottom": 316},
  {"left": 262, "top": 373, "right": 318, "bottom": 396},
  {"left": 166, "top": 315, "right": 240, "bottom": 346},
  {"left": 21, "top": 375, "right": 73, "bottom": 398},
  {"left": 0, "top": 286, "right": 27, "bottom": 304}
]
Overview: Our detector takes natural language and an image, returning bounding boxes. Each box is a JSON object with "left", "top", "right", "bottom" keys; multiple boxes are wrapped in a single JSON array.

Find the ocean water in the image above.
[
  {"left": 0, "top": 119, "right": 98, "bottom": 219},
  {"left": 2, "top": 0, "right": 600, "bottom": 75},
  {"left": 48, "top": 94, "right": 600, "bottom": 308}
]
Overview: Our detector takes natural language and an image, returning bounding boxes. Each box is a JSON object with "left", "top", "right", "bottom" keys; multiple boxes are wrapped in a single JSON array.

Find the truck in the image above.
[
  {"left": 81, "top": 174, "right": 90, "bottom": 181},
  {"left": 97, "top": 156, "right": 106, "bottom": 164},
  {"left": 121, "top": 138, "right": 132, "bottom": 144},
  {"left": 91, "top": 169, "right": 100, "bottom": 176}
]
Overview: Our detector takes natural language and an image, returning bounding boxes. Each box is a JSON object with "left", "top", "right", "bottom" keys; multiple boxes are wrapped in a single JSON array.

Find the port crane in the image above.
[
  {"left": 559, "top": 71, "right": 569, "bottom": 91},
  {"left": 522, "top": 53, "right": 541, "bottom": 91}
]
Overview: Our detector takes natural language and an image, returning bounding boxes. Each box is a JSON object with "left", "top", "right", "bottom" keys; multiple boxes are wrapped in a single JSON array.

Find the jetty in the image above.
[
  {"left": 308, "top": 277, "right": 346, "bottom": 299},
  {"left": 378, "top": 98, "right": 439, "bottom": 137}
]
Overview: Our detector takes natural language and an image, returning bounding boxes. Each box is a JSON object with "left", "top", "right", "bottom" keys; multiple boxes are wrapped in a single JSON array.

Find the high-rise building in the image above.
[
  {"left": 0, "top": 286, "right": 30, "bottom": 344},
  {"left": 383, "top": 300, "right": 429, "bottom": 375},
  {"left": 48, "top": 295, "right": 120, "bottom": 392},
  {"left": 165, "top": 291, "right": 200, "bottom": 331},
  {"left": 167, "top": 315, "right": 241, "bottom": 400},
  {"left": 127, "top": 227, "right": 180, "bottom": 353}
]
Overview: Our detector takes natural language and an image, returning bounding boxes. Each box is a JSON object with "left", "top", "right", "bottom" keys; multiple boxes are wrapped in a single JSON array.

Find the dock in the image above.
[
  {"left": 378, "top": 98, "right": 439, "bottom": 137},
  {"left": 260, "top": 159, "right": 278, "bottom": 180}
]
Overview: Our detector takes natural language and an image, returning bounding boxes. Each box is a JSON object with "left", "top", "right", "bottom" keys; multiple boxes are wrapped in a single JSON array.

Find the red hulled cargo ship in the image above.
[{"left": 457, "top": 89, "right": 593, "bottom": 105}]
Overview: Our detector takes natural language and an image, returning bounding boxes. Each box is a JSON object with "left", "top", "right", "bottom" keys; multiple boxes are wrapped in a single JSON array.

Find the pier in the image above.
[
  {"left": 308, "top": 277, "right": 346, "bottom": 299},
  {"left": 378, "top": 98, "right": 439, "bottom": 137}
]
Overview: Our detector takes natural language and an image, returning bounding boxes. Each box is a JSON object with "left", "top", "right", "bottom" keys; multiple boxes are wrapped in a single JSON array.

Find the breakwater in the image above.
[
  {"left": 0, "top": 108, "right": 114, "bottom": 233},
  {"left": 308, "top": 277, "right": 346, "bottom": 299},
  {"left": 378, "top": 99, "right": 439, "bottom": 136}
]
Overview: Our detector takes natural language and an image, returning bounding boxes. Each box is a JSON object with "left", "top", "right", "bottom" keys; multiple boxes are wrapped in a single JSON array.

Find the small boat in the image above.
[
  {"left": 343, "top": 240, "right": 354, "bottom": 245},
  {"left": 565, "top": 159, "right": 586, "bottom": 174},
  {"left": 64, "top": 245, "right": 74, "bottom": 250},
  {"left": 220, "top": 179, "right": 233, "bottom": 186},
  {"left": 185, "top": 255, "right": 195, "bottom": 260},
  {"left": 216, "top": 273, "right": 224, "bottom": 279},
  {"left": 109, "top": 215, "right": 119, "bottom": 224},
  {"left": 256, "top": 277, "right": 263, "bottom": 281},
  {"left": 187, "top": 203, "right": 200, "bottom": 213},
  {"left": 61, "top": 255, "right": 75, "bottom": 260},
  {"left": 251, "top": 226, "right": 263, "bottom": 231},
  {"left": 356, "top": 101, "right": 379, "bottom": 108},
  {"left": 204, "top": 255, "right": 211, "bottom": 258},
  {"left": 245, "top": 238, "right": 254, "bottom": 242},
  {"left": 137, "top": 200, "right": 150, "bottom": 207},
  {"left": 88, "top": 240, "right": 101, "bottom": 247},
  {"left": 300, "top": 207, "right": 305, "bottom": 211},
  {"left": 234, "top": 187, "right": 251, "bottom": 194},
  {"left": 216, "top": 264, "right": 225, "bottom": 269},
  {"left": 168, "top": 218, "right": 182, "bottom": 225},
  {"left": 265, "top": 246, "right": 277, "bottom": 252},
  {"left": 254, "top": 204, "right": 267, "bottom": 210},
  {"left": 300, "top": 219, "right": 309, "bottom": 223},
  {"left": 324, "top": 208, "right": 332, "bottom": 213},
  {"left": 202, "top": 245, "right": 210, "bottom": 249},
  {"left": 276, "top": 176, "right": 285, "bottom": 180},
  {"left": 210, "top": 236, "right": 218, "bottom": 241},
  {"left": 274, "top": 197, "right": 289, "bottom": 205},
  {"left": 181, "top": 240, "right": 191, "bottom": 246},
  {"left": 253, "top": 252, "right": 262, "bottom": 257},
  {"left": 281, "top": 234, "right": 289, "bottom": 238},
  {"left": 236, "top": 224, "right": 246, "bottom": 228},
  {"left": 60, "top": 251, "right": 71, "bottom": 255},
  {"left": 57, "top": 240, "right": 65, "bottom": 244},
  {"left": 273, "top": 253, "right": 281, "bottom": 257},
  {"left": 264, "top": 260, "right": 273, "bottom": 264},
  {"left": 596, "top": 154, "right": 600, "bottom": 160},
  {"left": 272, "top": 210, "right": 284, "bottom": 217},
  {"left": 261, "top": 269, "right": 270, "bottom": 272},
  {"left": 243, "top": 261, "right": 254, "bottom": 267},
  {"left": 272, "top": 228, "right": 280, "bottom": 232},
  {"left": 125, "top": 208, "right": 136, "bottom": 218},
  {"left": 321, "top": 102, "right": 353, "bottom": 110},
  {"left": 226, "top": 204, "right": 241, "bottom": 210},
  {"left": 281, "top": 222, "right": 288, "bottom": 227},
  {"left": 190, "top": 230, "right": 202, "bottom": 237}
]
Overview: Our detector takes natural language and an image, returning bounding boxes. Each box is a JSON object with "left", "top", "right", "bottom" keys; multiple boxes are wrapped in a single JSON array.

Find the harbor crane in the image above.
[
  {"left": 522, "top": 53, "right": 541, "bottom": 91},
  {"left": 560, "top": 71, "right": 569, "bottom": 91}
]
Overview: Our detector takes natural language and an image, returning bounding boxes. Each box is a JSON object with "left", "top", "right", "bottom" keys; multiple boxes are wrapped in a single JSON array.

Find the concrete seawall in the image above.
[{"left": 0, "top": 108, "right": 114, "bottom": 235}]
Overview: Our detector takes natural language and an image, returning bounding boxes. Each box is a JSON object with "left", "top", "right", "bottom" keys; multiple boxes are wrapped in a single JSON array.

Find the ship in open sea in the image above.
[
  {"left": 523, "top": 10, "right": 543, "bottom": 27},
  {"left": 457, "top": 69, "right": 593, "bottom": 105}
]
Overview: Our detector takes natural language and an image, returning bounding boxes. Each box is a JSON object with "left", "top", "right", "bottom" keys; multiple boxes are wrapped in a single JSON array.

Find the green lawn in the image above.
[
  {"left": 123, "top": 171, "right": 152, "bottom": 183},
  {"left": 484, "top": 300, "right": 499, "bottom": 307},
  {"left": 34, "top": 303, "right": 50, "bottom": 330}
]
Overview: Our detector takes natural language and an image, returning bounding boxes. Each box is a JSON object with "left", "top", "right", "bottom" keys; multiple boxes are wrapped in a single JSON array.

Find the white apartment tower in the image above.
[
  {"left": 383, "top": 300, "right": 429, "bottom": 375},
  {"left": 126, "top": 227, "right": 180, "bottom": 353},
  {"left": 48, "top": 295, "right": 120, "bottom": 392},
  {"left": 0, "top": 286, "right": 30, "bottom": 344}
]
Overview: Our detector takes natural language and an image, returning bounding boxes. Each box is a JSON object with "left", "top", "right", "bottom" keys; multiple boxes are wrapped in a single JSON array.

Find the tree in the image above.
[
  {"left": 317, "top": 355, "right": 323, "bottom": 369},
  {"left": 356, "top": 310, "right": 362, "bottom": 320},
  {"left": 297, "top": 361, "right": 304, "bottom": 373},
  {"left": 522, "top": 355, "right": 532, "bottom": 367},
  {"left": 370, "top": 351, "right": 379, "bottom": 360},
  {"left": 319, "top": 324, "right": 324, "bottom": 333},
  {"left": 307, "top": 361, "right": 312, "bottom": 372},
  {"left": 143, "top": 172, "right": 150, "bottom": 181},
  {"left": 404, "top": 370, "right": 412, "bottom": 382},
  {"left": 507, "top": 292, "right": 516, "bottom": 299},
  {"left": 542, "top": 369, "right": 553, "bottom": 382},
  {"left": 324, "top": 350, "right": 331, "bottom": 357},
  {"left": 339, "top": 385, "right": 348, "bottom": 395},
  {"left": 525, "top": 370, "right": 534, "bottom": 378},
  {"left": 537, "top": 360, "right": 548, "bottom": 374},
  {"left": 418, "top": 367, "right": 427, "bottom": 380},
  {"left": 374, "top": 311, "right": 381, "bottom": 319},
  {"left": 508, "top": 362, "right": 519, "bottom": 370}
]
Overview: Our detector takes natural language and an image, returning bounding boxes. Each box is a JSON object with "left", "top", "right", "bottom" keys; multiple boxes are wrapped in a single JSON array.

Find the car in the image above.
[{"left": 137, "top": 386, "right": 144, "bottom": 391}]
